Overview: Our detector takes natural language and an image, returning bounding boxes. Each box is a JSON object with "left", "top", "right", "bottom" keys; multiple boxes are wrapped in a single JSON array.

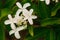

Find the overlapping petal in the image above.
[
  {"left": 15, "top": 9, "right": 22, "bottom": 17},
  {"left": 11, "top": 23, "right": 16, "bottom": 29}
]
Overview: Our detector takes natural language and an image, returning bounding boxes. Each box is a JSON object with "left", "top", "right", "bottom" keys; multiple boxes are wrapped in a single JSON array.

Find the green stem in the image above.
[
  {"left": 0, "top": 23, "right": 5, "bottom": 40},
  {"left": 50, "top": 29, "right": 55, "bottom": 40}
]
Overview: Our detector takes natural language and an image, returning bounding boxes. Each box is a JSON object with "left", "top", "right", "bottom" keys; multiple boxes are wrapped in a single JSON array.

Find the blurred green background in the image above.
[{"left": 0, "top": 0, "right": 60, "bottom": 40}]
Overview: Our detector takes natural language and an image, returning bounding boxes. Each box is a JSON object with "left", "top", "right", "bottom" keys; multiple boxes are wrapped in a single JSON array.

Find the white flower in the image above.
[
  {"left": 15, "top": 15, "right": 24, "bottom": 25},
  {"left": 4, "top": 14, "right": 16, "bottom": 29},
  {"left": 15, "top": 12, "right": 27, "bottom": 25},
  {"left": 55, "top": 0, "right": 58, "bottom": 2},
  {"left": 40, "top": 0, "right": 50, "bottom": 5},
  {"left": 23, "top": 9, "right": 37, "bottom": 25},
  {"left": 45, "top": 0, "right": 50, "bottom": 5},
  {"left": 40, "top": 0, "right": 44, "bottom": 1},
  {"left": 4, "top": 14, "right": 27, "bottom": 39},
  {"left": 9, "top": 25, "right": 27, "bottom": 39},
  {"left": 16, "top": 2, "right": 31, "bottom": 16}
]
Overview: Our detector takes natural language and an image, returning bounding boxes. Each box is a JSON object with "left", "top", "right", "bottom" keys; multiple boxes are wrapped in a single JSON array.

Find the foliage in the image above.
[{"left": 0, "top": 0, "right": 60, "bottom": 40}]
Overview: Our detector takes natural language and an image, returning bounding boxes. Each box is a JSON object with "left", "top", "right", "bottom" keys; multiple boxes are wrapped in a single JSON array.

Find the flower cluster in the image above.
[
  {"left": 40, "top": 0, "right": 59, "bottom": 5},
  {"left": 4, "top": 2, "right": 37, "bottom": 39}
]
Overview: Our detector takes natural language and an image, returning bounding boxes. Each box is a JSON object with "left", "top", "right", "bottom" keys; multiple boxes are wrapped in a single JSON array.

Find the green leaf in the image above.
[
  {"left": 24, "top": 28, "right": 50, "bottom": 40},
  {"left": 50, "top": 30, "right": 55, "bottom": 40},
  {"left": 0, "top": 0, "right": 2, "bottom": 9},
  {"left": 1, "top": 8, "right": 11, "bottom": 19},
  {"left": 31, "top": 3, "right": 38, "bottom": 14},
  {"left": 28, "top": 26, "right": 34, "bottom": 37},
  {"left": 22, "top": 0, "right": 31, "bottom": 4},
  {"left": 51, "top": 3, "right": 60, "bottom": 16},
  {"left": 4, "top": 0, "right": 17, "bottom": 8},
  {"left": 55, "top": 28, "right": 60, "bottom": 40},
  {"left": 0, "top": 10, "right": 1, "bottom": 17},
  {"left": 38, "top": 1, "right": 50, "bottom": 19},
  {"left": 41, "top": 18, "right": 60, "bottom": 26},
  {"left": 0, "top": 23, "right": 5, "bottom": 40}
]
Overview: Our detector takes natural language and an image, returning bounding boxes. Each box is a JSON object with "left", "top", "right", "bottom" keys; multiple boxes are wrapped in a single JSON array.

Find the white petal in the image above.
[
  {"left": 16, "top": 2, "right": 22, "bottom": 8},
  {"left": 16, "top": 26, "right": 26, "bottom": 31},
  {"left": 23, "top": 3, "right": 30, "bottom": 8},
  {"left": 13, "top": 18, "right": 17, "bottom": 23},
  {"left": 15, "top": 9, "right": 22, "bottom": 17},
  {"left": 31, "top": 15, "right": 37, "bottom": 19},
  {"left": 28, "top": 18, "right": 33, "bottom": 25},
  {"left": 40, "top": 0, "right": 44, "bottom": 1},
  {"left": 11, "top": 23, "right": 16, "bottom": 30},
  {"left": 29, "top": 9, "right": 33, "bottom": 15},
  {"left": 24, "top": 17, "right": 27, "bottom": 20},
  {"left": 45, "top": 0, "right": 50, "bottom": 5},
  {"left": 9, "top": 30, "right": 15, "bottom": 35},
  {"left": 4, "top": 20, "right": 11, "bottom": 25},
  {"left": 8, "top": 14, "right": 12, "bottom": 20},
  {"left": 55, "top": 0, "right": 58, "bottom": 2},
  {"left": 23, "top": 9, "right": 29, "bottom": 16},
  {"left": 15, "top": 31, "right": 21, "bottom": 39},
  {"left": 52, "top": 0, "right": 55, "bottom": 1}
]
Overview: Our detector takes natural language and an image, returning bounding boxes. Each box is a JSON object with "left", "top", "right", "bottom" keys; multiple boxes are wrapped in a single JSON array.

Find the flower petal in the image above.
[
  {"left": 16, "top": 2, "right": 22, "bottom": 8},
  {"left": 55, "top": 0, "right": 58, "bottom": 2},
  {"left": 24, "top": 17, "right": 27, "bottom": 20},
  {"left": 15, "top": 9, "right": 22, "bottom": 17},
  {"left": 23, "top": 3, "right": 30, "bottom": 8},
  {"left": 11, "top": 23, "right": 16, "bottom": 30},
  {"left": 8, "top": 14, "right": 12, "bottom": 20},
  {"left": 28, "top": 18, "right": 33, "bottom": 25},
  {"left": 15, "top": 31, "right": 21, "bottom": 39},
  {"left": 31, "top": 15, "right": 37, "bottom": 19},
  {"left": 23, "top": 9, "right": 29, "bottom": 16},
  {"left": 4, "top": 20, "right": 11, "bottom": 25},
  {"left": 45, "top": 0, "right": 50, "bottom": 5},
  {"left": 29, "top": 9, "right": 33, "bottom": 15},
  {"left": 9, "top": 30, "right": 15, "bottom": 35},
  {"left": 13, "top": 18, "right": 17, "bottom": 23},
  {"left": 16, "top": 26, "right": 26, "bottom": 31},
  {"left": 40, "top": 0, "right": 44, "bottom": 1}
]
